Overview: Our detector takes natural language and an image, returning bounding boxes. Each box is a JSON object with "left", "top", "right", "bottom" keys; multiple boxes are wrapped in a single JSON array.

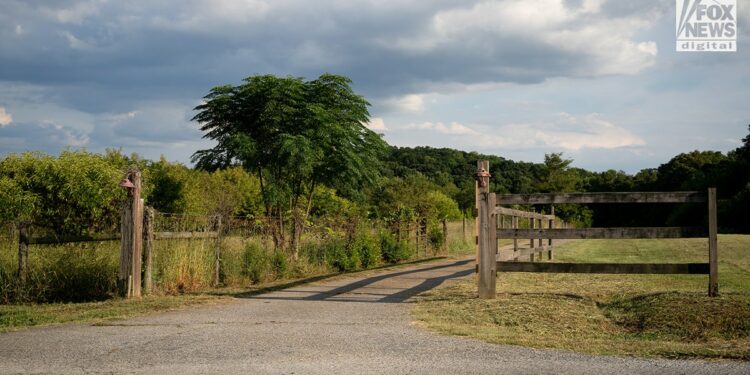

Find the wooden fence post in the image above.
[
  {"left": 143, "top": 206, "right": 154, "bottom": 295},
  {"left": 529, "top": 211, "right": 535, "bottom": 262},
  {"left": 512, "top": 216, "right": 518, "bottom": 261},
  {"left": 548, "top": 206, "right": 555, "bottom": 260},
  {"left": 537, "top": 217, "right": 543, "bottom": 248},
  {"left": 17, "top": 222, "right": 29, "bottom": 287},
  {"left": 214, "top": 215, "right": 223, "bottom": 287},
  {"left": 477, "top": 160, "right": 496, "bottom": 299},
  {"left": 462, "top": 214, "right": 466, "bottom": 241},
  {"left": 708, "top": 187, "right": 718, "bottom": 297},
  {"left": 119, "top": 169, "right": 143, "bottom": 299}
]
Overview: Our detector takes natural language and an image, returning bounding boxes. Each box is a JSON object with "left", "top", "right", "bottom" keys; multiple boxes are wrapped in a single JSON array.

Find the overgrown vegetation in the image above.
[
  {"left": 0, "top": 72, "right": 748, "bottom": 312},
  {"left": 413, "top": 235, "right": 750, "bottom": 359}
]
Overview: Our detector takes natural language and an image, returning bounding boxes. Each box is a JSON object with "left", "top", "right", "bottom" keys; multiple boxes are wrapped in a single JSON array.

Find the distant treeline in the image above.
[
  {"left": 1, "top": 129, "right": 748, "bottom": 236},
  {"left": 384, "top": 125, "right": 750, "bottom": 233}
]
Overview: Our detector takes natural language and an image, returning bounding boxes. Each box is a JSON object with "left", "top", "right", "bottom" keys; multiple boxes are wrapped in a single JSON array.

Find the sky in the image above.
[{"left": 0, "top": 0, "right": 748, "bottom": 173}]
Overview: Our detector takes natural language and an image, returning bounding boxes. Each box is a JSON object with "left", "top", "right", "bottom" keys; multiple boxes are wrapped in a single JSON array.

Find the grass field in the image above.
[{"left": 412, "top": 235, "right": 750, "bottom": 359}]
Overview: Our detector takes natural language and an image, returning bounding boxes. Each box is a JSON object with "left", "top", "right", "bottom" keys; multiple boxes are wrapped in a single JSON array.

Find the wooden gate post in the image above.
[
  {"left": 119, "top": 169, "right": 143, "bottom": 299},
  {"left": 477, "top": 160, "right": 496, "bottom": 299},
  {"left": 17, "top": 221, "right": 29, "bottom": 287},
  {"left": 214, "top": 215, "right": 223, "bottom": 287},
  {"left": 512, "top": 216, "right": 518, "bottom": 261},
  {"left": 708, "top": 187, "right": 718, "bottom": 297},
  {"left": 143, "top": 206, "right": 154, "bottom": 295}
]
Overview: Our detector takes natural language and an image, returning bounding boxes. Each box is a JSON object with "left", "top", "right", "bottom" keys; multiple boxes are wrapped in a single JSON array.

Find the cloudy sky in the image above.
[{"left": 0, "top": 0, "right": 748, "bottom": 172}]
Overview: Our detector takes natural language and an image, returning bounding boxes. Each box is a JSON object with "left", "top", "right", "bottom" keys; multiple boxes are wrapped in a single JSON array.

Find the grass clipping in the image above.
[{"left": 412, "top": 237, "right": 750, "bottom": 359}]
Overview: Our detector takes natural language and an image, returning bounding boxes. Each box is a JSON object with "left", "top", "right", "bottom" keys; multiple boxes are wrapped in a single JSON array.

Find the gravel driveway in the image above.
[{"left": 1, "top": 257, "right": 747, "bottom": 374}]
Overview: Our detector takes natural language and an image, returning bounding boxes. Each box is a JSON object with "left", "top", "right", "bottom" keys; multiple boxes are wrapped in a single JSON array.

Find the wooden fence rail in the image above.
[
  {"left": 497, "top": 227, "right": 707, "bottom": 239},
  {"left": 476, "top": 160, "right": 719, "bottom": 299},
  {"left": 496, "top": 191, "right": 707, "bottom": 204}
]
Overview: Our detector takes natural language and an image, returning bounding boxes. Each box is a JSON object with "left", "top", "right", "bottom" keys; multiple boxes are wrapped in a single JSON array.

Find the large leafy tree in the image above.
[{"left": 192, "top": 74, "right": 388, "bottom": 257}]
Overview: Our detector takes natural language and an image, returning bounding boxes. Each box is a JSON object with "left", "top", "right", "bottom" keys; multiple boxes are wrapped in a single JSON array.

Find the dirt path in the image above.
[{"left": 0, "top": 257, "right": 747, "bottom": 374}]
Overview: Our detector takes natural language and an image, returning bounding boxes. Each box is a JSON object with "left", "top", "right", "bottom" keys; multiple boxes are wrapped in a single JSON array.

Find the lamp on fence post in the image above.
[
  {"left": 118, "top": 170, "right": 143, "bottom": 299},
  {"left": 476, "top": 167, "right": 490, "bottom": 188},
  {"left": 476, "top": 161, "right": 496, "bottom": 299}
]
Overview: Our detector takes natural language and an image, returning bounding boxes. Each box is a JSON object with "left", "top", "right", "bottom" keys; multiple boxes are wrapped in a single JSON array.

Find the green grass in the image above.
[
  {"left": 412, "top": 235, "right": 750, "bottom": 359},
  {"left": 0, "top": 294, "right": 229, "bottom": 333}
]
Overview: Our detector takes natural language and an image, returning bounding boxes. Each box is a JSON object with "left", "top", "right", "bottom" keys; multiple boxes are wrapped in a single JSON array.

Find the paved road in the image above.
[{"left": 1, "top": 257, "right": 747, "bottom": 374}]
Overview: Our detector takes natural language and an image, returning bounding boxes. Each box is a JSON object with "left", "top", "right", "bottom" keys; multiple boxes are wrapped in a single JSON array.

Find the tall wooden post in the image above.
[
  {"left": 119, "top": 169, "right": 143, "bottom": 298},
  {"left": 462, "top": 213, "right": 466, "bottom": 241},
  {"left": 214, "top": 215, "right": 223, "bottom": 287},
  {"left": 475, "top": 168, "right": 480, "bottom": 278},
  {"left": 17, "top": 222, "right": 29, "bottom": 287},
  {"left": 442, "top": 219, "right": 448, "bottom": 253},
  {"left": 537, "top": 218, "right": 543, "bottom": 248},
  {"left": 512, "top": 216, "right": 518, "bottom": 261},
  {"left": 548, "top": 206, "right": 555, "bottom": 260},
  {"left": 708, "top": 187, "right": 718, "bottom": 297},
  {"left": 477, "top": 160, "right": 496, "bottom": 299},
  {"left": 143, "top": 206, "right": 154, "bottom": 295},
  {"left": 529, "top": 212, "right": 535, "bottom": 249}
]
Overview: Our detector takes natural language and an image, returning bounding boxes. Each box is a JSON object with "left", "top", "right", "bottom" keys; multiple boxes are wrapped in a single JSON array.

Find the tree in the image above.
[
  {"left": 0, "top": 150, "right": 124, "bottom": 236},
  {"left": 537, "top": 153, "right": 577, "bottom": 192},
  {"left": 192, "top": 74, "right": 388, "bottom": 258}
]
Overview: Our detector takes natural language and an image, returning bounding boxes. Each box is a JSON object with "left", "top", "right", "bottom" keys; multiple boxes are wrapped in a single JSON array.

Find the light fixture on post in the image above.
[{"left": 475, "top": 167, "right": 491, "bottom": 188}]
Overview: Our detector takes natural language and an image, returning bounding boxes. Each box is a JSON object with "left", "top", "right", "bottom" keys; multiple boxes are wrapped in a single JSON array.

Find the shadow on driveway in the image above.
[{"left": 236, "top": 258, "right": 474, "bottom": 304}]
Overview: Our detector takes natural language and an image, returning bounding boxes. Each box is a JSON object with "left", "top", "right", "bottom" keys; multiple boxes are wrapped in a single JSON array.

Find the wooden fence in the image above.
[
  {"left": 494, "top": 206, "right": 567, "bottom": 262},
  {"left": 475, "top": 160, "right": 719, "bottom": 299}
]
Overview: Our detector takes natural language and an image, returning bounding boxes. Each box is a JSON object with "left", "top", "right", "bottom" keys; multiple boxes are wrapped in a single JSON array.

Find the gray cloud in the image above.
[{"left": 0, "top": 0, "right": 746, "bottom": 170}]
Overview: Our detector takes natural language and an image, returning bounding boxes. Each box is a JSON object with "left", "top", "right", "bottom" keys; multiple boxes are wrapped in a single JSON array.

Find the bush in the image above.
[
  {"left": 242, "top": 241, "right": 270, "bottom": 284},
  {"left": 353, "top": 231, "right": 380, "bottom": 269},
  {"left": 320, "top": 237, "right": 354, "bottom": 272},
  {"left": 380, "top": 231, "right": 411, "bottom": 263},
  {"left": 1, "top": 242, "right": 119, "bottom": 303},
  {"left": 299, "top": 240, "right": 327, "bottom": 266},
  {"left": 40, "top": 245, "right": 118, "bottom": 302},
  {"left": 427, "top": 223, "right": 445, "bottom": 251},
  {"left": 271, "top": 251, "right": 288, "bottom": 278}
]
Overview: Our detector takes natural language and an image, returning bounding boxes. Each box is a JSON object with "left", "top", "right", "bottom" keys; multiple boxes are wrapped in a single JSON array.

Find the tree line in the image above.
[{"left": 1, "top": 73, "right": 748, "bottom": 249}]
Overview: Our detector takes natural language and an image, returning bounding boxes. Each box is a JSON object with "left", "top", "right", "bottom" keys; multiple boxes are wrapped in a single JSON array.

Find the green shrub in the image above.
[
  {"left": 354, "top": 231, "right": 380, "bottom": 269},
  {"left": 320, "top": 237, "right": 352, "bottom": 272},
  {"left": 40, "top": 245, "right": 118, "bottom": 302},
  {"left": 380, "top": 231, "right": 411, "bottom": 263},
  {"left": 271, "top": 251, "right": 288, "bottom": 279},
  {"left": 299, "top": 239, "right": 327, "bottom": 266},
  {"left": 427, "top": 223, "right": 445, "bottom": 251},
  {"left": 242, "top": 241, "right": 269, "bottom": 284}
]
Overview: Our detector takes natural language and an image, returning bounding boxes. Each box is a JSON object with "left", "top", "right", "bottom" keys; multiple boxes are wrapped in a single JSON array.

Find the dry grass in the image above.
[
  {"left": 0, "top": 294, "right": 229, "bottom": 333},
  {"left": 413, "top": 235, "right": 750, "bottom": 359}
]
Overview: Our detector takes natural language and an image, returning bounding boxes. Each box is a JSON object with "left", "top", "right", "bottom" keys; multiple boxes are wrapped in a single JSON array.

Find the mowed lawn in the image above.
[{"left": 412, "top": 235, "right": 750, "bottom": 359}]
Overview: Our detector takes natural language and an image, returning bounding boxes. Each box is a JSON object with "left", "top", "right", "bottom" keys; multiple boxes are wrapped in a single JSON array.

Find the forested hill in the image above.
[{"left": 384, "top": 126, "right": 750, "bottom": 232}]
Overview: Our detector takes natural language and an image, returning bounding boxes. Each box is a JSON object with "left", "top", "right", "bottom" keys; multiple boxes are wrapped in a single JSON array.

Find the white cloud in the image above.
[
  {"left": 477, "top": 113, "right": 645, "bottom": 150},
  {"left": 384, "top": 94, "right": 425, "bottom": 113},
  {"left": 365, "top": 117, "right": 388, "bottom": 131},
  {"left": 60, "top": 31, "right": 93, "bottom": 49},
  {"left": 43, "top": 0, "right": 106, "bottom": 24},
  {"left": 407, "top": 121, "right": 478, "bottom": 135},
  {"left": 102, "top": 111, "right": 138, "bottom": 123},
  {"left": 390, "top": 113, "right": 644, "bottom": 152},
  {"left": 387, "top": 0, "right": 658, "bottom": 76},
  {"left": 40, "top": 121, "right": 90, "bottom": 147},
  {"left": 14, "top": 25, "right": 23, "bottom": 35},
  {"left": 0, "top": 107, "right": 12, "bottom": 127}
]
